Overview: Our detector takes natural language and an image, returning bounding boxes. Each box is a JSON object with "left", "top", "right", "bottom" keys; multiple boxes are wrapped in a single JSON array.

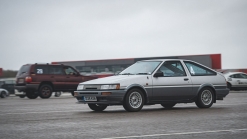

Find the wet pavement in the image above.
[{"left": 0, "top": 92, "right": 247, "bottom": 139}]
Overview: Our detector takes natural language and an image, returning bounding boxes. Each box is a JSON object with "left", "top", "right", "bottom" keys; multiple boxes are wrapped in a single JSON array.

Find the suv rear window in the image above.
[{"left": 17, "top": 65, "right": 31, "bottom": 76}]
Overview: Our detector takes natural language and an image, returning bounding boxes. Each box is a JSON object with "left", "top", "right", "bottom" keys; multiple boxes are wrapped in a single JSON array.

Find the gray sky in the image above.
[{"left": 0, "top": 0, "right": 247, "bottom": 70}]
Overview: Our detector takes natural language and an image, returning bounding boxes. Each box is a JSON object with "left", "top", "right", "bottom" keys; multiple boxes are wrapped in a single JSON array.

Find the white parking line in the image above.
[{"left": 101, "top": 128, "right": 247, "bottom": 139}]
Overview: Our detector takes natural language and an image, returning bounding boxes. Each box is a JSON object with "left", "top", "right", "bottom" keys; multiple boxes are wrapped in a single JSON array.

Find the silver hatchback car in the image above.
[{"left": 74, "top": 59, "right": 229, "bottom": 112}]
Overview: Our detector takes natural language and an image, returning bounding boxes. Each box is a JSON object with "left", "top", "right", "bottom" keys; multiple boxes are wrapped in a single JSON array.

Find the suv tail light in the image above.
[{"left": 25, "top": 76, "right": 32, "bottom": 83}]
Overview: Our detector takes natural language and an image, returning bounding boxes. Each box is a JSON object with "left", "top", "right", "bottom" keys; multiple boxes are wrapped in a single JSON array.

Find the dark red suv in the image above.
[{"left": 15, "top": 63, "right": 97, "bottom": 99}]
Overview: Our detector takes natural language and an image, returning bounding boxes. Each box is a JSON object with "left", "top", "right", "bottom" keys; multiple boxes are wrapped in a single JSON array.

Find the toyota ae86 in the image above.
[{"left": 74, "top": 59, "right": 229, "bottom": 112}]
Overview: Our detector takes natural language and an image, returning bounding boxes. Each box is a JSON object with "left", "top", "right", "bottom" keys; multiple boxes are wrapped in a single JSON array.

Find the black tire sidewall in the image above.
[
  {"left": 26, "top": 91, "right": 38, "bottom": 99},
  {"left": 39, "top": 85, "right": 53, "bottom": 99},
  {"left": 19, "top": 95, "right": 25, "bottom": 98},
  {"left": 88, "top": 104, "right": 107, "bottom": 111},
  {"left": 161, "top": 103, "right": 176, "bottom": 109},
  {"left": 123, "top": 88, "right": 144, "bottom": 112},
  {"left": 1, "top": 91, "right": 7, "bottom": 98},
  {"left": 196, "top": 88, "right": 214, "bottom": 108}
]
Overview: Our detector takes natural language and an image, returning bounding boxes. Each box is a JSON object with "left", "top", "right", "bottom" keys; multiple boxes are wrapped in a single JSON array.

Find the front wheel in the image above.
[
  {"left": 123, "top": 88, "right": 144, "bottom": 112},
  {"left": 39, "top": 84, "right": 53, "bottom": 99},
  {"left": 88, "top": 104, "right": 108, "bottom": 111},
  {"left": 195, "top": 88, "right": 214, "bottom": 108}
]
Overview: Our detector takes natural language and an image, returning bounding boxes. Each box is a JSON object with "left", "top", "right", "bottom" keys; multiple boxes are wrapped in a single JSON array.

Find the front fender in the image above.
[{"left": 124, "top": 84, "right": 150, "bottom": 103}]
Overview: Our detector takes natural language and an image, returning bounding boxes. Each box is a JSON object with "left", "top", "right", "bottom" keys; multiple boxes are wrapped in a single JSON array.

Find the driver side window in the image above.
[
  {"left": 64, "top": 67, "right": 77, "bottom": 75},
  {"left": 158, "top": 61, "right": 186, "bottom": 77}
]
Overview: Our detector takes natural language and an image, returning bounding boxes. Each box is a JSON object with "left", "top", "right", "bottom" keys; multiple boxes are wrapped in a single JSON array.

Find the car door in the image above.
[
  {"left": 240, "top": 74, "right": 247, "bottom": 87},
  {"left": 152, "top": 60, "right": 193, "bottom": 101},
  {"left": 64, "top": 66, "right": 82, "bottom": 91},
  {"left": 48, "top": 66, "right": 67, "bottom": 90},
  {"left": 231, "top": 73, "right": 247, "bottom": 88}
]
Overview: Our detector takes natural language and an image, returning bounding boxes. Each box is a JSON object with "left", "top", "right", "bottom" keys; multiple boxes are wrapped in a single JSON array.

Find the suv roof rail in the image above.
[{"left": 34, "top": 63, "right": 50, "bottom": 65}]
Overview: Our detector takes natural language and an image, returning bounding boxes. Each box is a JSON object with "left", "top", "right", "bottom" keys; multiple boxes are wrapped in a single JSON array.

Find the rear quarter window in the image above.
[
  {"left": 17, "top": 65, "right": 31, "bottom": 76},
  {"left": 184, "top": 61, "right": 216, "bottom": 76}
]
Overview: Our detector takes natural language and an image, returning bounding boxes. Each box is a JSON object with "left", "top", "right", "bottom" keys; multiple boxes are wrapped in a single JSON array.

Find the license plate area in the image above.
[
  {"left": 82, "top": 96, "right": 97, "bottom": 101},
  {"left": 18, "top": 79, "right": 24, "bottom": 84}
]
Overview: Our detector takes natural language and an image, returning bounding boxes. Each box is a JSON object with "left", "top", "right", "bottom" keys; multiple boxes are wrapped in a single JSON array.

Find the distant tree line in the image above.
[{"left": 0, "top": 70, "right": 18, "bottom": 78}]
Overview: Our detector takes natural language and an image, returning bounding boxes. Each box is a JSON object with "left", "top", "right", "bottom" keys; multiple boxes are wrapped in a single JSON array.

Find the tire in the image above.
[
  {"left": 227, "top": 82, "right": 232, "bottom": 90},
  {"left": 71, "top": 92, "right": 74, "bottom": 96},
  {"left": 195, "top": 88, "right": 214, "bottom": 108},
  {"left": 26, "top": 91, "right": 38, "bottom": 99},
  {"left": 88, "top": 104, "right": 108, "bottom": 111},
  {"left": 19, "top": 95, "right": 26, "bottom": 98},
  {"left": 161, "top": 103, "right": 176, "bottom": 109},
  {"left": 39, "top": 84, "right": 53, "bottom": 99},
  {"left": 123, "top": 88, "right": 144, "bottom": 112},
  {"left": 0, "top": 91, "right": 7, "bottom": 98},
  {"left": 54, "top": 92, "right": 62, "bottom": 97}
]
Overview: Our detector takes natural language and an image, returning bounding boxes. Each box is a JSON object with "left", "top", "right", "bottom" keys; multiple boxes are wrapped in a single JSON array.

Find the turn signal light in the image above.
[
  {"left": 25, "top": 76, "right": 32, "bottom": 83},
  {"left": 74, "top": 92, "right": 78, "bottom": 97},
  {"left": 101, "top": 92, "right": 112, "bottom": 96}
]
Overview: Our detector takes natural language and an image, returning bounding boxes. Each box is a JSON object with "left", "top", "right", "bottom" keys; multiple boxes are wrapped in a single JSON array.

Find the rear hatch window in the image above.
[{"left": 16, "top": 65, "right": 31, "bottom": 76}]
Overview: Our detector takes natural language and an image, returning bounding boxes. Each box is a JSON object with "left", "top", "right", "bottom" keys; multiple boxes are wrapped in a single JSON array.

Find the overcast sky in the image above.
[{"left": 0, "top": 0, "right": 247, "bottom": 70}]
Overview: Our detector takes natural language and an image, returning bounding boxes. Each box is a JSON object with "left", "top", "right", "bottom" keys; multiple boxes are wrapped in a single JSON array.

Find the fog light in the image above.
[{"left": 101, "top": 92, "right": 112, "bottom": 96}]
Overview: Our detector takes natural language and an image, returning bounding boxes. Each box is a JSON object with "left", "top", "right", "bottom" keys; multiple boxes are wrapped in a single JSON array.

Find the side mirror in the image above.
[{"left": 153, "top": 71, "right": 163, "bottom": 77}]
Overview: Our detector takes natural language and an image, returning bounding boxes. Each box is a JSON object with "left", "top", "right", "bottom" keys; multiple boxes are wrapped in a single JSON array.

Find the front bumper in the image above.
[{"left": 74, "top": 89, "right": 126, "bottom": 105}]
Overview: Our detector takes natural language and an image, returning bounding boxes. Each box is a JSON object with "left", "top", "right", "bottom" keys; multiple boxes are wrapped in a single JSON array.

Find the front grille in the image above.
[{"left": 84, "top": 85, "right": 101, "bottom": 90}]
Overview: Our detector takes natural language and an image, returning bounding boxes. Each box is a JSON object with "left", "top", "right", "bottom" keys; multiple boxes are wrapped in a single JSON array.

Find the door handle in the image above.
[
  {"left": 184, "top": 78, "right": 189, "bottom": 81},
  {"left": 51, "top": 76, "right": 54, "bottom": 78}
]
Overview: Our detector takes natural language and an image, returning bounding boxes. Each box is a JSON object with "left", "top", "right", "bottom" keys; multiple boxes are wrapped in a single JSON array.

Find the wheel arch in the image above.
[
  {"left": 39, "top": 81, "right": 54, "bottom": 90},
  {"left": 197, "top": 84, "right": 216, "bottom": 103},
  {"left": 124, "top": 84, "right": 149, "bottom": 104}
]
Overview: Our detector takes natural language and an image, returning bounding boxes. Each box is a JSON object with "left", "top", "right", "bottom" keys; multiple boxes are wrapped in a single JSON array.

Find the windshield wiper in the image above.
[
  {"left": 121, "top": 73, "right": 134, "bottom": 75},
  {"left": 136, "top": 73, "right": 148, "bottom": 75}
]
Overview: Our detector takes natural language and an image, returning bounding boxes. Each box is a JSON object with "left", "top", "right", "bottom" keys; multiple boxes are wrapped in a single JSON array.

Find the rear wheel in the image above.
[
  {"left": 19, "top": 95, "right": 26, "bottom": 98},
  {"left": 161, "top": 103, "right": 176, "bottom": 109},
  {"left": 195, "top": 88, "right": 214, "bottom": 108},
  {"left": 227, "top": 82, "right": 232, "bottom": 90},
  {"left": 71, "top": 92, "right": 74, "bottom": 96},
  {"left": 39, "top": 84, "right": 53, "bottom": 99},
  {"left": 123, "top": 88, "right": 144, "bottom": 112},
  {"left": 26, "top": 91, "right": 38, "bottom": 99},
  {"left": 88, "top": 104, "right": 108, "bottom": 111}
]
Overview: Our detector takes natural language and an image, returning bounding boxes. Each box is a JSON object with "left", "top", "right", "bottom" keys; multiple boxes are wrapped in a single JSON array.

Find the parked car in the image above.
[
  {"left": 74, "top": 59, "right": 229, "bottom": 112},
  {"left": 0, "top": 78, "right": 16, "bottom": 94},
  {"left": 224, "top": 72, "right": 247, "bottom": 90},
  {"left": 15, "top": 63, "right": 97, "bottom": 99},
  {"left": 0, "top": 88, "right": 9, "bottom": 98}
]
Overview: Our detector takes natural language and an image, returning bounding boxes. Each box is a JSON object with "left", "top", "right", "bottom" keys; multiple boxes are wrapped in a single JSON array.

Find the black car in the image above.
[{"left": 0, "top": 78, "right": 16, "bottom": 94}]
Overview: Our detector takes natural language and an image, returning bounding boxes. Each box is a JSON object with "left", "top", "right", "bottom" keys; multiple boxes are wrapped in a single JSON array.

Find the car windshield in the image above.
[{"left": 119, "top": 61, "right": 161, "bottom": 75}]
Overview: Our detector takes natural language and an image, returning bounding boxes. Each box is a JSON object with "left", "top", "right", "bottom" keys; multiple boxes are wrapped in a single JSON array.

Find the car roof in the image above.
[
  {"left": 223, "top": 72, "right": 247, "bottom": 76},
  {"left": 140, "top": 59, "right": 187, "bottom": 62},
  {"left": 23, "top": 63, "right": 65, "bottom": 66}
]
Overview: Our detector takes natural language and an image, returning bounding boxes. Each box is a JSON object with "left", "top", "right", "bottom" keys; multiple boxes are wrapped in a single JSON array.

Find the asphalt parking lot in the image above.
[{"left": 0, "top": 91, "right": 247, "bottom": 139}]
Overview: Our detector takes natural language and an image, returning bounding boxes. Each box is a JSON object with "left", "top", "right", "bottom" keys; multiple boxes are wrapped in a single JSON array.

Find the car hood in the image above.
[{"left": 79, "top": 75, "right": 152, "bottom": 87}]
